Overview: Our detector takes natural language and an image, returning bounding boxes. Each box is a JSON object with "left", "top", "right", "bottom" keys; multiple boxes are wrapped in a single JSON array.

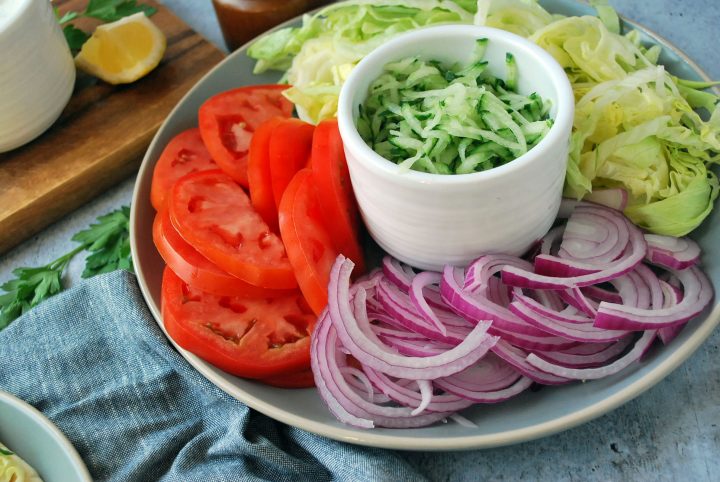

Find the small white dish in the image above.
[
  {"left": 0, "top": 0, "right": 75, "bottom": 153},
  {"left": 337, "top": 25, "right": 575, "bottom": 271},
  {"left": 0, "top": 390, "right": 91, "bottom": 482}
]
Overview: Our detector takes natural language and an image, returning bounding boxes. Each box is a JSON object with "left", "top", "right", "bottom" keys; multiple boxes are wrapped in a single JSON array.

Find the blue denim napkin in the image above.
[{"left": 0, "top": 271, "right": 426, "bottom": 482}]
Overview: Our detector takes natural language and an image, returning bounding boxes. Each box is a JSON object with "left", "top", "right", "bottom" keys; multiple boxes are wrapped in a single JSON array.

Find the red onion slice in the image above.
[
  {"left": 363, "top": 368, "right": 474, "bottom": 414},
  {"left": 526, "top": 331, "right": 657, "bottom": 380},
  {"left": 502, "top": 207, "right": 647, "bottom": 290},
  {"left": 510, "top": 293, "right": 630, "bottom": 342},
  {"left": 645, "top": 234, "right": 701, "bottom": 270},
  {"left": 435, "top": 353, "right": 522, "bottom": 392},
  {"left": 532, "top": 337, "right": 634, "bottom": 368},
  {"left": 657, "top": 280, "right": 687, "bottom": 344},
  {"left": 491, "top": 341, "right": 571, "bottom": 385},
  {"left": 329, "top": 256, "right": 498, "bottom": 380},
  {"left": 436, "top": 374, "right": 533, "bottom": 403},
  {"left": 410, "top": 271, "right": 447, "bottom": 336},
  {"left": 594, "top": 266, "right": 713, "bottom": 330},
  {"left": 311, "top": 310, "right": 453, "bottom": 428},
  {"left": 441, "top": 265, "right": 557, "bottom": 337}
]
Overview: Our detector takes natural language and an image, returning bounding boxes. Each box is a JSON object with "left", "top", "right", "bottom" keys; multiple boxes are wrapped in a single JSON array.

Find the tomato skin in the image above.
[
  {"left": 153, "top": 208, "right": 289, "bottom": 298},
  {"left": 150, "top": 128, "right": 216, "bottom": 210},
  {"left": 248, "top": 117, "right": 284, "bottom": 233},
  {"left": 278, "top": 169, "right": 339, "bottom": 315},
  {"left": 198, "top": 85, "right": 293, "bottom": 187},
  {"left": 269, "top": 118, "right": 315, "bottom": 208},
  {"left": 168, "top": 169, "right": 297, "bottom": 289},
  {"left": 161, "top": 268, "right": 315, "bottom": 379},
  {"left": 260, "top": 369, "right": 315, "bottom": 388},
  {"left": 311, "top": 119, "right": 366, "bottom": 273}
]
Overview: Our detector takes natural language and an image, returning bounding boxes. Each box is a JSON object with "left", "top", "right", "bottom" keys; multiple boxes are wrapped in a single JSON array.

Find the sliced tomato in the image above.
[
  {"left": 311, "top": 119, "right": 365, "bottom": 273},
  {"left": 260, "top": 369, "right": 315, "bottom": 388},
  {"left": 161, "top": 268, "right": 315, "bottom": 379},
  {"left": 269, "top": 118, "right": 315, "bottom": 208},
  {"left": 150, "top": 128, "right": 216, "bottom": 210},
  {"left": 153, "top": 208, "right": 290, "bottom": 298},
  {"left": 169, "top": 170, "right": 297, "bottom": 289},
  {"left": 278, "top": 169, "right": 339, "bottom": 315},
  {"left": 248, "top": 117, "right": 284, "bottom": 233},
  {"left": 198, "top": 85, "right": 293, "bottom": 187}
]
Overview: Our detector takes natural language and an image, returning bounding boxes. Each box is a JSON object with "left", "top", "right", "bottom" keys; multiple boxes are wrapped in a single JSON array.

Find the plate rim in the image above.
[
  {"left": 130, "top": 7, "right": 720, "bottom": 451},
  {"left": 0, "top": 390, "right": 92, "bottom": 481}
]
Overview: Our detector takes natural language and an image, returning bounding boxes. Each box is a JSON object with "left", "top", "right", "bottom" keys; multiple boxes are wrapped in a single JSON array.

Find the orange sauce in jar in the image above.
[{"left": 212, "top": 0, "right": 333, "bottom": 51}]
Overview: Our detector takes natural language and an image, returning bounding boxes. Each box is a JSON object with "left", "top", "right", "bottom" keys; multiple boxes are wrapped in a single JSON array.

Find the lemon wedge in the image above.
[{"left": 75, "top": 12, "right": 166, "bottom": 85}]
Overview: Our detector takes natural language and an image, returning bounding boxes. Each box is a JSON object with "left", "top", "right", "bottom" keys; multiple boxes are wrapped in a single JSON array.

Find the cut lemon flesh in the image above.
[{"left": 75, "top": 13, "right": 166, "bottom": 84}]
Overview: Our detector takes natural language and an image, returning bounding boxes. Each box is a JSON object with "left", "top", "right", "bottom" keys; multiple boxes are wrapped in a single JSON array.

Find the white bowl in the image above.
[
  {"left": 0, "top": 0, "right": 76, "bottom": 153},
  {"left": 337, "top": 25, "right": 575, "bottom": 271}
]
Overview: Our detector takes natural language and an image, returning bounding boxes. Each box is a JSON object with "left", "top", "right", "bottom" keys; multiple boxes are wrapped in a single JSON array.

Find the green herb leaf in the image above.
[
  {"left": 0, "top": 447, "right": 14, "bottom": 456},
  {"left": 85, "top": 0, "right": 156, "bottom": 22},
  {"left": 0, "top": 264, "right": 65, "bottom": 331},
  {"left": 57, "top": 0, "right": 157, "bottom": 52},
  {"left": 63, "top": 24, "right": 91, "bottom": 52},
  {"left": 0, "top": 206, "right": 134, "bottom": 331},
  {"left": 72, "top": 206, "right": 134, "bottom": 278}
]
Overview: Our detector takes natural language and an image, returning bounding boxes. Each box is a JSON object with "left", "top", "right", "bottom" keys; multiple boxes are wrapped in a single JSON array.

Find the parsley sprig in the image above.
[
  {"left": 0, "top": 206, "right": 133, "bottom": 331},
  {"left": 56, "top": 0, "right": 158, "bottom": 52}
]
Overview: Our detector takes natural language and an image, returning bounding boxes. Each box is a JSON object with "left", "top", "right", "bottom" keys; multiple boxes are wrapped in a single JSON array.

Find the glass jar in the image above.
[{"left": 212, "top": 0, "right": 333, "bottom": 51}]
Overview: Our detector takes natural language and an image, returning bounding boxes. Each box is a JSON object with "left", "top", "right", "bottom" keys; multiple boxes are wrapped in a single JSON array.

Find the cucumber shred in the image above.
[{"left": 358, "top": 38, "right": 553, "bottom": 174}]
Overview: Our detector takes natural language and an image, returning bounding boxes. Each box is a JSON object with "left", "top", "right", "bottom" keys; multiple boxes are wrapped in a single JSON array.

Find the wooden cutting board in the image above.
[{"left": 0, "top": 0, "right": 225, "bottom": 254}]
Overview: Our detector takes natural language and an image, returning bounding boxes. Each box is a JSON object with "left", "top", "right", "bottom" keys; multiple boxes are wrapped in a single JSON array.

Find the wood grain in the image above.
[{"left": 0, "top": 0, "right": 225, "bottom": 254}]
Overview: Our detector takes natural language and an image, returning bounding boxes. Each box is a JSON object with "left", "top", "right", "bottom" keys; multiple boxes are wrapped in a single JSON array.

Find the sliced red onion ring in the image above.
[
  {"left": 502, "top": 207, "right": 647, "bottom": 290},
  {"left": 441, "top": 265, "right": 557, "bottom": 338},
  {"left": 558, "top": 287, "right": 598, "bottom": 317},
  {"left": 463, "top": 255, "right": 533, "bottom": 294},
  {"left": 435, "top": 353, "right": 522, "bottom": 392},
  {"left": 311, "top": 310, "right": 453, "bottom": 428},
  {"left": 491, "top": 341, "right": 570, "bottom": 385},
  {"left": 363, "top": 368, "right": 474, "bottom": 414},
  {"left": 532, "top": 337, "right": 634, "bottom": 368},
  {"left": 435, "top": 374, "right": 533, "bottom": 403},
  {"left": 657, "top": 280, "right": 686, "bottom": 345},
  {"left": 581, "top": 285, "right": 623, "bottom": 304},
  {"left": 526, "top": 331, "right": 657, "bottom": 380},
  {"left": 645, "top": 234, "right": 701, "bottom": 270},
  {"left": 510, "top": 292, "right": 630, "bottom": 342},
  {"left": 410, "top": 271, "right": 447, "bottom": 336},
  {"left": 329, "top": 256, "right": 498, "bottom": 380},
  {"left": 556, "top": 206, "right": 628, "bottom": 265},
  {"left": 594, "top": 266, "right": 713, "bottom": 330}
]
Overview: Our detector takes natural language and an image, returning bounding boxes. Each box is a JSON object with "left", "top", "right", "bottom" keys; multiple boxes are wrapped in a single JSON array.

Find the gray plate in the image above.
[
  {"left": 130, "top": 0, "right": 720, "bottom": 450},
  {"left": 0, "top": 390, "right": 91, "bottom": 481}
]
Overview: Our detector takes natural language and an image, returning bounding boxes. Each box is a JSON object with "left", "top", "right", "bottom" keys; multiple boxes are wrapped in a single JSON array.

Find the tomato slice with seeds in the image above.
[
  {"left": 153, "top": 208, "right": 289, "bottom": 298},
  {"left": 198, "top": 85, "right": 293, "bottom": 187},
  {"left": 150, "top": 128, "right": 216, "bottom": 210},
  {"left": 269, "top": 118, "right": 315, "bottom": 208},
  {"left": 161, "top": 268, "right": 315, "bottom": 379},
  {"left": 248, "top": 117, "right": 284, "bottom": 233},
  {"left": 169, "top": 170, "right": 297, "bottom": 289},
  {"left": 278, "top": 169, "right": 339, "bottom": 315},
  {"left": 311, "top": 119, "right": 365, "bottom": 273}
]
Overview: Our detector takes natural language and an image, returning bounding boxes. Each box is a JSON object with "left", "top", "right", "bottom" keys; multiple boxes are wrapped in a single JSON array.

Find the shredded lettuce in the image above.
[
  {"left": 248, "top": 1, "right": 475, "bottom": 124},
  {"left": 249, "top": 0, "right": 720, "bottom": 235}
]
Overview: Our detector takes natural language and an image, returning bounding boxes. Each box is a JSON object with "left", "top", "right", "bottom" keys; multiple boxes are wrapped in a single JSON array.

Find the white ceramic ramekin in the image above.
[
  {"left": 0, "top": 0, "right": 76, "bottom": 153},
  {"left": 337, "top": 25, "right": 574, "bottom": 271}
]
